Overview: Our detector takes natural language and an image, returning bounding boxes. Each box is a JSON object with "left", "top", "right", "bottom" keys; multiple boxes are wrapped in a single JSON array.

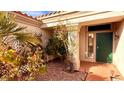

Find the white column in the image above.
[{"left": 67, "top": 24, "right": 80, "bottom": 70}]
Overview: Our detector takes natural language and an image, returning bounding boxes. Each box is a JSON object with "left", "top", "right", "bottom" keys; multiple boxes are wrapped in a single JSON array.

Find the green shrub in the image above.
[
  {"left": 0, "top": 12, "right": 46, "bottom": 80},
  {"left": 45, "top": 26, "right": 68, "bottom": 58}
]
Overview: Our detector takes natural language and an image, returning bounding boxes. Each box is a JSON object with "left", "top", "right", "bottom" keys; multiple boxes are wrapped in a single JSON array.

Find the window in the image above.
[
  {"left": 88, "top": 33, "right": 94, "bottom": 58},
  {"left": 88, "top": 24, "right": 111, "bottom": 31}
]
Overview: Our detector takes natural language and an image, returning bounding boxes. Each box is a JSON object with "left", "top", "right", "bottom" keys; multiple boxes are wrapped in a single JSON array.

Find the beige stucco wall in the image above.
[
  {"left": 13, "top": 13, "right": 50, "bottom": 48},
  {"left": 79, "top": 26, "right": 86, "bottom": 61},
  {"left": 17, "top": 22, "right": 50, "bottom": 48},
  {"left": 113, "top": 20, "right": 124, "bottom": 76}
]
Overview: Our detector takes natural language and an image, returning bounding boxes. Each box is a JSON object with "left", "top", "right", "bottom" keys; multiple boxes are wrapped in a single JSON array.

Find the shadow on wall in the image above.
[{"left": 113, "top": 21, "right": 124, "bottom": 52}]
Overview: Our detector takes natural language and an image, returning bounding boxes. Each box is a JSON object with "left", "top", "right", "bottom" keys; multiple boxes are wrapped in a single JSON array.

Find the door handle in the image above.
[{"left": 97, "top": 46, "right": 99, "bottom": 49}]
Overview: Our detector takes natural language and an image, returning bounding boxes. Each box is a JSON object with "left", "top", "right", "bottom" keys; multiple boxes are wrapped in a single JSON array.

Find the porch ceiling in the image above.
[
  {"left": 41, "top": 11, "right": 124, "bottom": 28},
  {"left": 79, "top": 14, "right": 124, "bottom": 26}
]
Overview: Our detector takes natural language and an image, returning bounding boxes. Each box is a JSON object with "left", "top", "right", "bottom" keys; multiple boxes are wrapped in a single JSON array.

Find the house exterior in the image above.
[
  {"left": 11, "top": 11, "right": 50, "bottom": 48},
  {"left": 37, "top": 11, "right": 124, "bottom": 76},
  {"left": 11, "top": 11, "right": 124, "bottom": 76}
]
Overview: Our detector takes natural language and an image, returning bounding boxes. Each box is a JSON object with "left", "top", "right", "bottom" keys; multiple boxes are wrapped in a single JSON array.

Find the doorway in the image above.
[{"left": 96, "top": 32, "right": 113, "bottom": 63}]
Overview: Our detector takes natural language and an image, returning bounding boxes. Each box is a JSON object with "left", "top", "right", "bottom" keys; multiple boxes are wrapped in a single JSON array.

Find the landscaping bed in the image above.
[{"left": 35, "top": 60, "right": 84, "bottom": 81}]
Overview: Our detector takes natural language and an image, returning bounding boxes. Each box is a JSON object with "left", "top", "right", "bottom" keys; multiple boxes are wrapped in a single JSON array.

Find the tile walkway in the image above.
[{"left": 80, "top": 61, "right": 124, "bottom": 81}]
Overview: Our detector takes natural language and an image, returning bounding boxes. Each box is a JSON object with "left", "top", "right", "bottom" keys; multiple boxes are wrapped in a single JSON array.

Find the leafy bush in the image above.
[
  {"left": 45, "top": 26, "right": 68, "bottom": 58},
  {"left": 45, "top": 23, "right": 79, "bottom": 71},
  {"left": 0, "top": 12, "right": 46, "bottom": 80},
  {"left": 0, "top": 45, "right": 46, "bottom": 80}
]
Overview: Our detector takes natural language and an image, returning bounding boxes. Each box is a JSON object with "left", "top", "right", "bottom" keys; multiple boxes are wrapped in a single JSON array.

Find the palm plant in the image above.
[
  {"left": 0, "top": 12, "right": 45, "bottom": 80},
  {"left": 0, "top": 12, "right": 40, "bottom": 50}
]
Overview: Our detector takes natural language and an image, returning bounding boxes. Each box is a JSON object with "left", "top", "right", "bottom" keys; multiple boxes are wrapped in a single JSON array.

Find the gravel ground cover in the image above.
[{"left": 35, "top": 60, "right": 84, "bottom": 81}]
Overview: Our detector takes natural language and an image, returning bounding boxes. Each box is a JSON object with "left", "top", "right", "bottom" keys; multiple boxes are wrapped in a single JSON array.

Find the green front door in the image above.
[{"left": 96, "top": 32, "right": 113, "bottom": 63}]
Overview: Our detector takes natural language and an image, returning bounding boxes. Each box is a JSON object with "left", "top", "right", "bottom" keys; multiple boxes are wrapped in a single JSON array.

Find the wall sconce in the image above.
[{"left": 115, "top": 32, "right": 119, "bottom": 40}]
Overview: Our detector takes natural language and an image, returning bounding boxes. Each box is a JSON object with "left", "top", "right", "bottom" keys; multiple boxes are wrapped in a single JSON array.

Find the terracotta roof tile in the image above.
[
  {"left": 37, "top": 11, "right": 65, "bottom": 18},
  {"left": 13, "top": 11, "right": 39, "bottom": 21}
]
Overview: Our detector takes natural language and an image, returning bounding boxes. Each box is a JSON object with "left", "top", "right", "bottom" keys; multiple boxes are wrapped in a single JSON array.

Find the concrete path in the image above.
[{"left": 80, "top": 61, "right": 124, "bottom": 81}]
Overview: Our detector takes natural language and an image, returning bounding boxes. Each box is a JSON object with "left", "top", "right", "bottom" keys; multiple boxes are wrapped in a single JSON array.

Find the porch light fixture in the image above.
[{"left": 115, "top": 32, "right": 119, "bottom": 39}]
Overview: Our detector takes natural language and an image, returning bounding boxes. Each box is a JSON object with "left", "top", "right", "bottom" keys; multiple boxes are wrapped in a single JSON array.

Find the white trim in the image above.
[
  {"left": 41, "top": 12, "right": 124, "bottom": 28},
  {"left": 37, "top": 11, "right": 78, "bottom": 19}
]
